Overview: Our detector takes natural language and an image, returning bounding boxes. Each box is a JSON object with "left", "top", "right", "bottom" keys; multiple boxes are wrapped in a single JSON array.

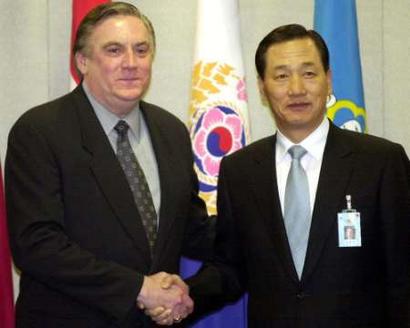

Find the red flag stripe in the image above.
[
  {"left": 0, "top": 165, "right": 14, "bottom": 328},
  {"left": 70, "top": 0, "right": 111, "bottom": 84}
]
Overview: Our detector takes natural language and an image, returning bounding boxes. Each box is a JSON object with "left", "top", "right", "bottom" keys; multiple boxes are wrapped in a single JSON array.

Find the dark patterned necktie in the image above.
[
  {"left": 284, "top": 145, "right": 311, "bottom": 279},
  {"left": 114, "top": 120, "right": 157, "bottom": 254}
]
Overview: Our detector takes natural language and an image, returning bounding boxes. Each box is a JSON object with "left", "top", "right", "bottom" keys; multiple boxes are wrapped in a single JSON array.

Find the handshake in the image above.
[{"left": 137, "top": 272, "right": 193, "bottom": 325}]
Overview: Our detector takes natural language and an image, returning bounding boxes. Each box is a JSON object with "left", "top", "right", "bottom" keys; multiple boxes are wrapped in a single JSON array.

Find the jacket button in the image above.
[{"left": 296, "top": 292, "right": 305, "bottom": 299}]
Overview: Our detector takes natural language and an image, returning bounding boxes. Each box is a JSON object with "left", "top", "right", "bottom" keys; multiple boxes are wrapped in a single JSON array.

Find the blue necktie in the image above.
[{"left": 284, "top": 145, "right": 311, "bottom": 279}]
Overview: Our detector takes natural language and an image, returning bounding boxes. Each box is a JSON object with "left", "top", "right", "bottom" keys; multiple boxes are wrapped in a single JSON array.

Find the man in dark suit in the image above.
[
  {"left": 5, "top": 2, "right": 213, "bottom": 327},
  {"left": 184, "top": 24, "right": 410, "bottom": 327}
]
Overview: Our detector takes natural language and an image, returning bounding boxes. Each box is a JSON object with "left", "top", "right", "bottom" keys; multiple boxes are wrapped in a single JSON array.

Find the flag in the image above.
[
  {"left": 314, "top": 0, "right": 366, "bottom": 132},
  {"left": 188, "top": 0, "right": 250, "bottom": 215},
  {"left": 181, "top": 0, "right": 250, "bottom": 326},
  {"left": 0, "top": 164, "right": 14, "bottom": 328},
  {"left": 70, "top": 0, "right": 110, "bottom": 87}
]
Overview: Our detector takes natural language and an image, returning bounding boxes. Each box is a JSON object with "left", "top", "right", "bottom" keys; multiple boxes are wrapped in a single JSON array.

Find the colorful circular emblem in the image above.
[
  {"left": 189, "top": 61, "right": 250, "bottom": 214},
  {"left": 327, "top": 98, "right": 366, "bottom": 133},
  {"left": 192, "top": 105, "right": 246, "bottom": 180}
]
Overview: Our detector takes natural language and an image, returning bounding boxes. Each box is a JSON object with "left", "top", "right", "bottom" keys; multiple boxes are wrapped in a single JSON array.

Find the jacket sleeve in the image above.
[
  {"left": 378, "top": 143, "right": 410, "bottom": 326},
  {"left": 180, "top": 124, "right": 216, "bottom": 261},
  {"left": 5, "top": 115, "right": 143, "bottom": 322},
  {"left": 186, "top": 158, "right": 245, "bottom": 318}
]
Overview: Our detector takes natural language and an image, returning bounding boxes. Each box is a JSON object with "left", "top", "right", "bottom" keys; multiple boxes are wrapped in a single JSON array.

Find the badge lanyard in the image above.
[{"left": 338, "top": 195, "right": 362, "bottom": 247}]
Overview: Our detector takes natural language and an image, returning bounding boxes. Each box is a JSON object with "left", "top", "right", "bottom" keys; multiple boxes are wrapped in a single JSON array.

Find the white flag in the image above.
[{"left": 188, "top": 0, "right": 250, "bottom": 215}]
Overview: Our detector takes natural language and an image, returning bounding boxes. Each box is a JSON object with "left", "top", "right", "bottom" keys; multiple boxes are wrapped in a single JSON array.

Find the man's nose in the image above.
[
  {"left": 288, "top": 75, "right": 306, "bottom": 96},
  {"left": 122, "top": 49, "right": 137, "bottom": 68}
]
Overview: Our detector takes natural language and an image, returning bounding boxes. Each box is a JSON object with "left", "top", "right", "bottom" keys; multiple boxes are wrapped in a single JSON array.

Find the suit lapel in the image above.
[
  {"left": 302, "top": 124, "right": 354, "bottom": 282},
  {"left": 73, "top": 86, "right": 152, "bottom": 266},
  {"left": 250, "top": 136, "right": 300, "bottom": 283},
  {"left": 139, "top": 102, "right": 179, "bottom": 269}
]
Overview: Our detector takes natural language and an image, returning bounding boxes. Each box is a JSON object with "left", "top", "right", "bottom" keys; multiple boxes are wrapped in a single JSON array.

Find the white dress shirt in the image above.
[{"left": 275, "top": 117, "right": 329, "bottom": 216}]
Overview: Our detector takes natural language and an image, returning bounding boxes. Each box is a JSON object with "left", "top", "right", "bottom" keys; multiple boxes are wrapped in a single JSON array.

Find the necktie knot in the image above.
[
  {"left": 288, "top": 145, "right": 307, "bottom": 161},
  {"left": 114, "top": 120, "right": 129, "bottom": 139}
]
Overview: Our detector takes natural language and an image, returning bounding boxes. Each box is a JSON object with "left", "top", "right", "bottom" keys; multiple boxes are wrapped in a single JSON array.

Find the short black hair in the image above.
[{"left": 255, "top": 24, "right": 329, "bottom": 79}]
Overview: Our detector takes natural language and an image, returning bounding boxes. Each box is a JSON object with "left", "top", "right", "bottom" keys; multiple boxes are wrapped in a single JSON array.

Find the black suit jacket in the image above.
[
  {"left": 5, "top": 85, "right": 213, "bottom": 327},
  {"left": 189, "top": 123, "right": 410, "bottom": 327}
]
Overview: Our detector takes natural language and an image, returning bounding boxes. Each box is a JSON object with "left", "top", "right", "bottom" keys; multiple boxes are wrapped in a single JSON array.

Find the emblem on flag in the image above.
[
  {"left": 326, "top": 95, "right": 366, "bottom": 132},
  {"left": 189, "top": 61, "right": 249, "bottom": 214}
]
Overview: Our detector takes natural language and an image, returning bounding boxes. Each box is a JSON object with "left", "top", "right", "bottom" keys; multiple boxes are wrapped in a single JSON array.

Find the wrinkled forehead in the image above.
[
  {"left": 85, "top": 15, "right": 155, "bottom": 52},
  {"left": 266, "top": 38, "right": 325, "bottom": 70},
  {"left": 96, "top": 15, "right": 152, "bottom": 39}
]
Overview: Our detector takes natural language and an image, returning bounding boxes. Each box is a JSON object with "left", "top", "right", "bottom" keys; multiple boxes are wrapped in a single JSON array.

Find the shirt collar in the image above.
[
  {"left": 276, "top": 117, "right": 329, "bottom": 162},
  {"left": 82, "top": 82, "right": 141, "bottom": 139}
]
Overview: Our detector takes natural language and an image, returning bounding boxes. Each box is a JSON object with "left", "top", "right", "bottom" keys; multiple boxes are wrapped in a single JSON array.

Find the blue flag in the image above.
[
  {"left": 180, "top": 259, "right": 247, "bottom": 327},
  {"left": 314, "top": 0, "right": 366, "bottom": 132}
]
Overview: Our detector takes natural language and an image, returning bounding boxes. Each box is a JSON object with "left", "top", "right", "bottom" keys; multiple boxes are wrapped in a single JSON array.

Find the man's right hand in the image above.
[{"left": 136, "top": 272, "right": 193, "bottom": 325}]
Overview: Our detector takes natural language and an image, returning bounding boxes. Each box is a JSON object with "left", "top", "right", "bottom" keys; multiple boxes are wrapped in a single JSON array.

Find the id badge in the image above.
[{"left": 338, "top": 195, "right": 361, "bottom": 247}]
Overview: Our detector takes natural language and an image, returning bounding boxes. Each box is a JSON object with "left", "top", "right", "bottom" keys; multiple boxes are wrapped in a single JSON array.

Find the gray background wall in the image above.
[{"left": 0, "top": 0, "right": 409, "bottom": 297}]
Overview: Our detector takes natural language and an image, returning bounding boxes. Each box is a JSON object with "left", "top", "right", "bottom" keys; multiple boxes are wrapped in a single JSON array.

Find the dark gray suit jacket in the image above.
[
  {"left": 189, "top": 123, "right": 410, "bottom": 328},
  {"left": 6, "top": 85, "right": 213, "bottom": 327}
]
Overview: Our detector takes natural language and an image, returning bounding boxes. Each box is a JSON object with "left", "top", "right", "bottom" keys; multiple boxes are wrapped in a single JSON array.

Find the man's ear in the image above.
[
  {"left": 326, "top": 69, "right": 333, "bottom": 96},
  {"left": 257, "top": 77, "right": 268, "bottom": 106},
  {"left": 75, "top": 51, "right": 88, "bottom": 75}
]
